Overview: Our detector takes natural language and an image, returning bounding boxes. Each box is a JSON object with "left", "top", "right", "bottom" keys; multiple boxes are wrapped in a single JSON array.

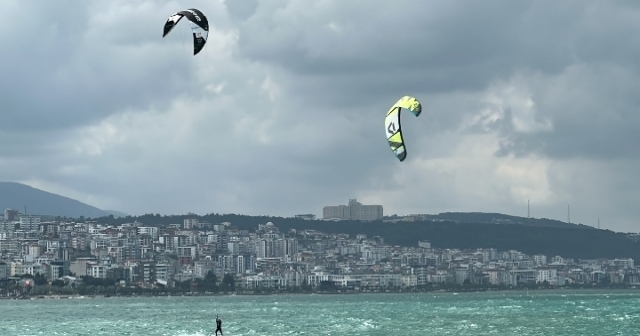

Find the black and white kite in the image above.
[{"left": 163, "top": 8, "right": 209, "bottom": 55}]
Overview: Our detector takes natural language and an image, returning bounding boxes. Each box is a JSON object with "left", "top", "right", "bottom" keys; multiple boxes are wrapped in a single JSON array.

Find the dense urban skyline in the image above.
[{"left": 2, "top": 214, "right": 639, "bottom": 297}]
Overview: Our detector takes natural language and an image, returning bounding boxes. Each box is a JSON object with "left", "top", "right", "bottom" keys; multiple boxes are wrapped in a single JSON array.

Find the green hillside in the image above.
[{"left": 95, "top": 213, "right": 640, "bottom": 261}]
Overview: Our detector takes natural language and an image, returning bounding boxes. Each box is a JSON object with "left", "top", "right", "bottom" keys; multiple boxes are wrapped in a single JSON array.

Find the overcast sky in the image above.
[{"left": 1, "top": 0, "right": 639, "bottom": 231}]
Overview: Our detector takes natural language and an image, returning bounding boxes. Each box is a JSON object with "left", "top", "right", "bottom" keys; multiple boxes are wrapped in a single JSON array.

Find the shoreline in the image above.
[{"left": 5, "top": 286, "right": 639, "bottom": 300}]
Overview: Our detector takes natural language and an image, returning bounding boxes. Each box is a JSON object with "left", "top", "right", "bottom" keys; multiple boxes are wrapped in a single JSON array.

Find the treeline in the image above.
[
  {"left": 18, "top": 272, "right": 236, "bottom": 296},
  {"left": 426, "top": 212, "right": 594, "bottom": 229},
  {"left": 89, "top": 213, "right": 640, "bottom": 261}
]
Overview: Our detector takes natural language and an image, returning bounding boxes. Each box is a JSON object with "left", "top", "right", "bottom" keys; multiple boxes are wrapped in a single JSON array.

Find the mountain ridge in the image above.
[
  {"left": 0, "top": 182, "right": 126, "bottom": 218},
  {"left": 426, "top": 212, "right": 594, "bottom": 229},
  {"left": 93, "top": 213, "right": 637, "bottom": 260},
  {"left": 0, "top": 182, "right": 596, "bottom": 231}
]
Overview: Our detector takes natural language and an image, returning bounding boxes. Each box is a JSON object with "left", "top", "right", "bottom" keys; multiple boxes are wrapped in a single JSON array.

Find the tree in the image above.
[
  {"left": 52, "top": 280, "right": 65, "bottom": 287},
  {"left": 81, "top": 276, "right": 115, "bottom": 287},
  {"left": 196, "top": 271, "right": 218, "bottom": 292},
  {"left": 34, "top": 273, "right": 48, "bottom": 286},
  {"left": 205, "top": 271, "right": 217, "bottom": 284},
  {"left": 318, "top": 281, "right": 336, "bottom": 292},
  {"left": 219, "top": 274, "right": 235, "bottom": 292}
]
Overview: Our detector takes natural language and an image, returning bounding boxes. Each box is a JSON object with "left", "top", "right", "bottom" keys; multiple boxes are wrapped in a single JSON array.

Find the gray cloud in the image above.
[
  {"left": 1, "top": 0, "right": 639, "bottom": 231},
  {"left": 224, "top": 0, "right": 259, "bottom": 21},
  {"left": 0, "top": 1, "right": 199, "bottom": 132}
]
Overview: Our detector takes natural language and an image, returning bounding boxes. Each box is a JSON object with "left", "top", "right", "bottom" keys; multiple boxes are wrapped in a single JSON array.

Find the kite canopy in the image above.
[
  {"left": 384, "top": 96, "right": 422, "bottom": 162},
  {"left": 163, "top": 8, "right": 209, "bottom": 55}
]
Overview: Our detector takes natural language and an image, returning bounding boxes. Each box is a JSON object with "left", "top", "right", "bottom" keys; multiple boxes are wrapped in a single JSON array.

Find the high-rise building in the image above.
[
  {"left": 0, "top": 262, "right": 8, "bottom": 280},
  {"left": 274, "top": 239, "right": 298, "bottom": 259},
  {"left": 4, "top": 209, "right": 18, "bottom": 221},
  {"left": 0, "top": 220, "right": 14, "bottom": 232},
  {"left": 137, "top": 227, "right": 159, "bottom": 239},
  {"left": 183, "top": 218, "right": 198, "bottom": 230},
  {"left": 323, "top": 199, "right": 383, "bottom": 221},
  {"left": 254, "top": 239, "right": 274, "bottom": 258},
  {"left": 19, "top": 216, "right": 41, "bottom": 231}
]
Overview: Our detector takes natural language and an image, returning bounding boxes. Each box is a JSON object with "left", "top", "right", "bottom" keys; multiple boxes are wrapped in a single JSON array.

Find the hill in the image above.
[
  {"left": 419, "top": 212, "right": 594, "bottom": 229},
  {"left": 0, "top": 182, "right": 126, "bottom": 218},
  {"left": 95, "top": 213, "right": 640, "bottom": 261}
]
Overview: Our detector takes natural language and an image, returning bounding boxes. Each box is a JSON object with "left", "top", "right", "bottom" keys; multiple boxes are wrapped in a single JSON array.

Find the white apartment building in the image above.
[
  {"left": 70, "top": 260, "right": 91, "bottom": 277},
  {"left": 155, "top": 263, "right": 172, "bottom": 281},
  {"left": 137, "top": 227, "right": 159, "bottom": 239},
  {"left": 533, "top": 254, "right": 547, "bottom": 266},
  {"left": 0, "top": 220, "right": 15, "bottom": 232},
  {"left": 28, "top": 244, "right": 41, "bottom": 257},
  {"left": 306, "top": 272, "right": 330, "bottom": 287},
  {"left": 89, "top": 264, "right": 107, "bottom": 278},
  {"left": 359, "top": 274, "right": 402, "bottom": 288},
  {"left": 323, "top": 199, "right": 383, "bottom": 221},
  {"left": 536, "top": 268, "right": 558, "bottom": 285},
  {"left": 227, "top": 240, "right": 240, "bottom": 255},
  {"left": 177, "top": 246, "right": 197, "bottom": 259},
  {"left": 19, "top": 216, "right": 41, "bottom": 231},
  {"left": 402, "top": 274, "right": 418, "bottom": 287},
  {"left": 613, "top": 258, "right": 635, "bottom": 269},
  {"left": 10, "top": 262, "right": 45, "bottom": 277},
  {"left": 183, "top": 218, "right": 198, "bottom": 230},
  {"left": 274, "top": 239, "right": 298, "bottom": 259}
]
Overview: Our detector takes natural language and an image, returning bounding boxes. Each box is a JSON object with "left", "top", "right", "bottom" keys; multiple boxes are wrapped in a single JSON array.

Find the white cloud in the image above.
[{"left": 475, "top": 75, "right": 553, "bottom": 134}]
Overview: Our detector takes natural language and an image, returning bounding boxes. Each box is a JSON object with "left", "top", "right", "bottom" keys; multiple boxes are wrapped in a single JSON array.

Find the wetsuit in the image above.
[{"left": 215, "top": 318, "right": 223, "bottom": 336}]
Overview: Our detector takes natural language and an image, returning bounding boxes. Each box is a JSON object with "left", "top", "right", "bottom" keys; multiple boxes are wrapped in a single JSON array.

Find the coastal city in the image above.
[
  {"left": 1, "top": 199, "right": 639, "bottom": 297},
  {"left": 2, "top": 1, "right": 639, "bottom": 334}
]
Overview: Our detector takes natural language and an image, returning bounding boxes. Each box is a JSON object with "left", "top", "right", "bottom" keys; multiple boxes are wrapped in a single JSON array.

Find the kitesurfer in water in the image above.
[{"left": 215, "top": 315, "right": 223, "bottom": 335}]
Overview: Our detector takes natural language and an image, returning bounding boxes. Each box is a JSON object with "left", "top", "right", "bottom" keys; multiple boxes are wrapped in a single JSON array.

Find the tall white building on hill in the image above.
[{"left": 323, "top": 199, "right": 383, "bottom": 221}]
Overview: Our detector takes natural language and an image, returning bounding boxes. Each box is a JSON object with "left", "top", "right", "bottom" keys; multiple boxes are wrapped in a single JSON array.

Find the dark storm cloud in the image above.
[{"left": 237, "top": 1, "right": 576, "bottom": 95}]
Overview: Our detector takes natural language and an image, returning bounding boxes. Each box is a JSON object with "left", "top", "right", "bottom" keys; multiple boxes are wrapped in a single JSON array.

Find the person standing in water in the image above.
[{"left": 215, "top": 315, "right": 223, "bottom": 336}]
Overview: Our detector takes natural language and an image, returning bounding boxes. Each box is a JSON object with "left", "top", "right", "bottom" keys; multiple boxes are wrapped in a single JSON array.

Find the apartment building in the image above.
[{"left": 323, "top": 199, "right": 383, "bottom": 221}]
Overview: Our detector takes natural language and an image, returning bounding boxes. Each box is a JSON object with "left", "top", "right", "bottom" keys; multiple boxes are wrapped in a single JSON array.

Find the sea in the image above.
[{"left": 1, "top": 290, "right": 639, "bottom": 335}]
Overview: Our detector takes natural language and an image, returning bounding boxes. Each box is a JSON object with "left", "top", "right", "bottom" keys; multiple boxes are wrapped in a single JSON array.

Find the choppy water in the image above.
[{"left": 1, "top": 290, "right": 640, "bottom": 335}]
